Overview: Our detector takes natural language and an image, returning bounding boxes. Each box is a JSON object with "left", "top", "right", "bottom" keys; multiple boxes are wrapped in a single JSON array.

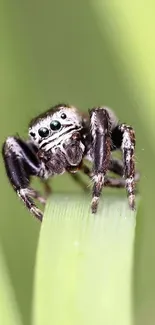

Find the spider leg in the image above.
[
  {"left": 113, "top": 124, "right": 136, "bottom": 210},
  {"left": 82, "top": 161, "right": 136, "bottom": 190},
  {"left": 109, "top": 157, "right": 124, "bottom": 176},
  {"left": 109, "top": 157, "right": 140, "bottom": 183},
  {"left": 24, "top": 188, "right": 46, "bottom": 204},
  {"left": 25, "top": 139, "right": 51, "bottom": 198},
  {"left": 104, "top": 175, "right": 140, "bottom": 193},
  {"left": 2, "top": 137, "right": 45, "bottom": 221},
  {"left": 82, "top": 163, "right": 125, "bottom": 188},
  {"left": 81, "top": 162, "right": 128, "bottom": 189},
  {"left": 104, "top": 176, "right": 126, "bottom": 188},
  {"left": 18, "top": 189, "right": 44, "bottom": 221},
  {"left": 89, "top": 107, "right": 111, "bottom": 213},
  {"left": 78, "top": 159, "right": 139, "bottom": 193}
]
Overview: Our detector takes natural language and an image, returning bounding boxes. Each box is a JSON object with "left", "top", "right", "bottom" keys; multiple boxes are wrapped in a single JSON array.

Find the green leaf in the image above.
[{"left": 33, "top": 194, "right": 137, "bottom": 325}]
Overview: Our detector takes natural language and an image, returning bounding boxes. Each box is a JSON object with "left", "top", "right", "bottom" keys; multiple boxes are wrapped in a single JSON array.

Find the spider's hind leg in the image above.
[
  {"left": 112, "top": 124, "right": 137, "bottom": 210},
  {"left": 109, "top": 157, "right": 140, "bottom": 185},
  {"left": 2, "top": 137, "right": 45, "bottom": 221}
]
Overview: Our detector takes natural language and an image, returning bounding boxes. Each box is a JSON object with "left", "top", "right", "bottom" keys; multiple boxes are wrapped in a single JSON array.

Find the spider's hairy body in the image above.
[{"left": 2, "top": 104, "right": 139, "bottom": 221}]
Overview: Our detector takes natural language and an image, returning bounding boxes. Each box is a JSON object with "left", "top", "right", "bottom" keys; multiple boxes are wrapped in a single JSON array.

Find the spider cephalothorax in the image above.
[{"left": 2, "top": 104, "right": 139, "bottom": 221}]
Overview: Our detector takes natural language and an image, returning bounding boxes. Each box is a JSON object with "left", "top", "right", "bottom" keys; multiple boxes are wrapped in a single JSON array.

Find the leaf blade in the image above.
[{"left": 33, "top": 194, "right": 137, "bottom": 325}]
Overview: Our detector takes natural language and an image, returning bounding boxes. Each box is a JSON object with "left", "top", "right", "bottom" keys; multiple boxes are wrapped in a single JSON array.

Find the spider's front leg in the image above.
[
  {"left": 118, "top": 124, "right": 136, "bottom": 210},
  {"left": 89, "top": 108, "right": 111, "bottom": 213},
  {"left": 2, "top": 137, "right": 46, "bottom": 221}
]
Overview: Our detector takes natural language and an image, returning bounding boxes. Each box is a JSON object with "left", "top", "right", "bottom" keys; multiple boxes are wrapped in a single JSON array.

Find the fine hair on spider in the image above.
[{"left": 2, "top": 103, "right": 139, "bottom": 221}]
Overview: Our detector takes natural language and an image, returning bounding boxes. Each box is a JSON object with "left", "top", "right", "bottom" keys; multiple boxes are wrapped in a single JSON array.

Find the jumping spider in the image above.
[{"left": 2, "top": 104, "right": 139, "bottom": 221}]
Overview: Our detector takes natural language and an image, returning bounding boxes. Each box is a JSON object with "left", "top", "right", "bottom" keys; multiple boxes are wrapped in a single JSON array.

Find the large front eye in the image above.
[
  {"left": 50, "top": 120, "right": 61, "bottom": 131},
  {"left": 38, "top": 127, "right": 49, "bottom": 137}
]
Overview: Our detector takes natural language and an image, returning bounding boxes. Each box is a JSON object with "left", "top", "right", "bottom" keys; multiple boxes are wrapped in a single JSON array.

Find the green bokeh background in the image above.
[{"left": 1, "top": 1, "right": 155, "bottom": 324}]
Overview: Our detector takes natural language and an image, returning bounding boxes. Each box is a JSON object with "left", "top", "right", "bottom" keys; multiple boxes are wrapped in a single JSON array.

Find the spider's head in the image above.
[{"left": 28, "top": 104, "right": 83, "bottom": 150}]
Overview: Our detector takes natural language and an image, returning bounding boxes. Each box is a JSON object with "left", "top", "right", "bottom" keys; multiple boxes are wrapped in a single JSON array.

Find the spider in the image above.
[{"left": 2, "top": 104, "right": 139, "bottom": 221}]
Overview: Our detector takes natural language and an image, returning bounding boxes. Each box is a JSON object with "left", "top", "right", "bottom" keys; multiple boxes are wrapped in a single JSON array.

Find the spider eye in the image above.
[
  {"left": 61, "top": 113, "right": 67, "bottom": 119},
  {"left": 50, "top": 120, "right": 61, "bottom": 131},
  {"left": 30, "top": 132, "right": 35, "bottom": 137},
  {"left": 38, "top": 127, "right": 49, "bottom": 138}
]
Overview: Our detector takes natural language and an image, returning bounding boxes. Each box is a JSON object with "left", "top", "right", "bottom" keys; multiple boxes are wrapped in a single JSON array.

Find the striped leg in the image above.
[
  {"left": 2, "top": 137, "right": 44, "bottom": 221},
  {"left": 89, "top": 107, "right": 111, "bottom": 213},
  {"left": 119, "top": 124, "right": 136, "bottom": 210}
]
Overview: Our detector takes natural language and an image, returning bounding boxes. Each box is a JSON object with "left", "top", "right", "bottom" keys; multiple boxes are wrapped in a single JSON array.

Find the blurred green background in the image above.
[{"left": 1, "top": 1, "right": 155, "bottom": 324}]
